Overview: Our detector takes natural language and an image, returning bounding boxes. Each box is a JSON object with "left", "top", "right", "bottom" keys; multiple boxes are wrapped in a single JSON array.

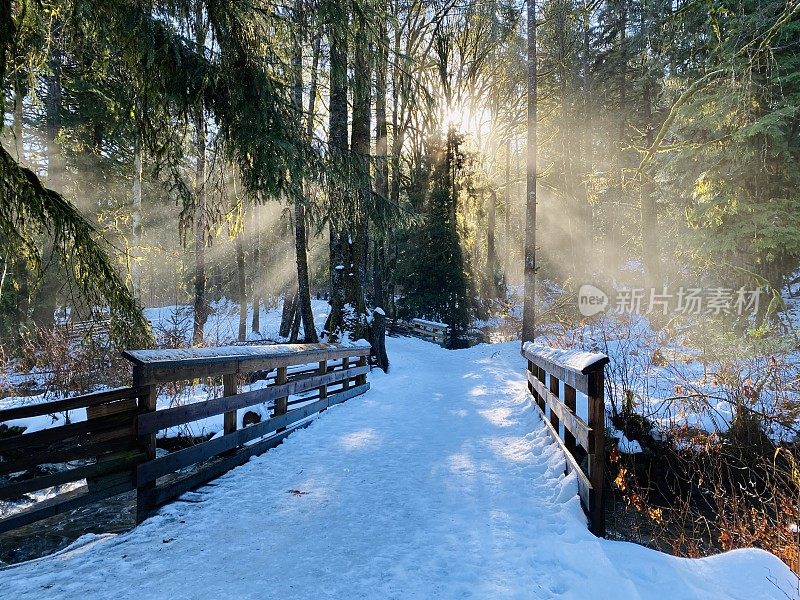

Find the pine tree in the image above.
[{"left": 402, "top": 129, "right": 474, "bottom": 348}]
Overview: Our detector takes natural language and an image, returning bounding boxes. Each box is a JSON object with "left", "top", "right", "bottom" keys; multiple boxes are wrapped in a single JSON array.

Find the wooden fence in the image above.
[
  {"left": 522, "top": 343, "right": 609, "bottom": 536},
  {"left": 0, "top": 341, "right": 371, "bottom": 534}
]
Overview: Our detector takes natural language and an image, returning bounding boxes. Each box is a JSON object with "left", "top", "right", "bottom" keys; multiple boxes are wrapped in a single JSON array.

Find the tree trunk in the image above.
[
  {"left": 373, "top": 8, "right": 389, "bottom": 311},
  {"left": 618, "top": 2, "right": 628, "bottom": 142},
  {"left": 487, "top": 189, "right": 497, "bottom": 296},
  {"left": 291, "top": 5, "right": 319, "bottom": 343},
  {"left": 351, "top": 5, "right": 371, "bottom": 296},
  {"left": 370, "top": 308, "right": 389, "bottom": 372},
  {"left": 557, "top": 3, "right": 575, "bottom": 280},
  {"left": 279, "top": 207, "right": 297, "bottom": 336},
  {"left": 640, "top": 0, "right": 660, "bottom": 288},
  {"left": 504, "top": 138, "right": 511, "bottom": 273},
  {"left": 191, "top": 2, "right": 208, "bottom": 346},
  {"left": 251, "top": 203, "right": 261, "bottom": 334},
  {"left": 325, "top": 1, "right": 367, "bottom": 341},
  {"left": 279, "top": 292, "right": 297, "bottom": 339},
  {"left": 32, "top": 44, "right": 63, "bottom": 329},
  {"left": 581, "top": 0, "right": 593, "bottom": 280},
  {"left": 13, "top": 77, "right": 23, "bottom": 162},
  {"left": 12, "top": 78, "right": 29, "bottom": 326},
  {"left": 236, "top": 217, "right": 247, "bottom": 342},
  {"left": 522, "top": 0, "right": 538, "bottom": 343},
  {"left": 131, "top": 133, "right": 143, "bottom": 300},
  {"left": 289, "top": 298, "right": 302, "bottom": 342}
]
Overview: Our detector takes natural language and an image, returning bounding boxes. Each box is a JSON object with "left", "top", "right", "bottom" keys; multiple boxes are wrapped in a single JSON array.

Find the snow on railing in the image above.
[
  {"left": 521, "top": 343, "right": 608, "bottom": 536},
  {"left": 0, "top": 342, "right": 371, "bottom": 534}
]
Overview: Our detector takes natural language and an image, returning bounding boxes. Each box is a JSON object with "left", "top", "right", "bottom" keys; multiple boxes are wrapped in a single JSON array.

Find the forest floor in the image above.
[{"left": 0, "top": 337, "right": 796, "bottom": 599}]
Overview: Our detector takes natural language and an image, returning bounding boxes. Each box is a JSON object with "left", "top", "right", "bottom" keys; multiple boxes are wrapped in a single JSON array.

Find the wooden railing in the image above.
[
  {"left": 0, "top": 341, "right": 371, "bottom": 533},
  {"left": 0, "top": 386, "right": 146, "bottom": 533},
  {"left": 522, "top": 342, "right": 609, "bottom": 536}
]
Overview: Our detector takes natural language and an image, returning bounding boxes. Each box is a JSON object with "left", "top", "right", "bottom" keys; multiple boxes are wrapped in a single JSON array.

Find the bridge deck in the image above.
[{"left": 0, "top": 338, "right": 792, "bottom": 599}]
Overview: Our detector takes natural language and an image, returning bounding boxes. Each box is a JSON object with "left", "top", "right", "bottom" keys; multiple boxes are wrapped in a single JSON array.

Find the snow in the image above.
[
  {"left": 144, "top": 298, "right": 332, "bottom": 346},
  {"left": 0, "top": 338, "right": 795, "bottom": 599},
  {"left": 533, "top": 305, "right": 800, "bottom": 440},
  {"left": 413, "top": 318, "right": 448, "bottom": 328},
  {"left": 523, "top": 341, "right": 608, "bottom": 373},
  {"left": 615, "top": 431, "right": 643, "bottom": 454},
  {"left": 124, "top": 340, "right": 370, "bottom": 366}
]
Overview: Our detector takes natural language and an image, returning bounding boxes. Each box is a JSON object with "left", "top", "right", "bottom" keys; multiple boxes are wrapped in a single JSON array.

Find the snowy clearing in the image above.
[{"left": 0, "top": 337, "right": 797, "bottom": 599}]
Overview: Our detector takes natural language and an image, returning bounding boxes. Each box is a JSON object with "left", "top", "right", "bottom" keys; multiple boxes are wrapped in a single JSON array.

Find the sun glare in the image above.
[
  {"left": 445, "top": 104, "right": 469, "bottom": 130},
  {"left": 443, "top": 102, "right": 490, "bottom": 139}
]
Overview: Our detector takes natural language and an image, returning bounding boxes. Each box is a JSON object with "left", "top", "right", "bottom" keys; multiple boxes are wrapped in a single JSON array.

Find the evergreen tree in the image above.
[{"left": 401, "top": 129, "right": 474, "bottom": 348}]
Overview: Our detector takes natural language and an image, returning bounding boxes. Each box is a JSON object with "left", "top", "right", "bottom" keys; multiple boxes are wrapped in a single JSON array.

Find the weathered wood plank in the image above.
[
  {"left": 0, "top": 450, "right": 144, "bottom": 501},
  {"left": 549, "top": 374, "right": 561, "bottom": 435},
  {"left": 521, "top": 344, "right": 609, "bottom": 375},
  {"left": 137, "top": 365, "right": 369, "bottom": 435},
  {"left": 274, "top": 366, "right": 288, "bottom": 433},
  {"left": 0, "top": 435, "right": 137, "bottom": 477},
  {"left": 587, "top": 369, "right": 606, "bottom": 537},
  {"left": 0, "top": 386, "right": 147, "bottom": 422},
  {"left": 135, "top": 378, "right": 158, "bottom": 525},
  {"left": 136, "top": 384, "right": 369, "bottom": 486},
  {"left": 123, "top": 343, "right": 370, "bottom": 385},
  {"left": 563, "top": 384, "right": 577, "bottom": 455},
  {"left": 521, "top": 347, "right": 607, "bottom": 395},
  {"left": 0, "top": 407, "right": 137, "bottom": 453},
  {"left": 140, "top": 384, "right": 369, "bottom": 512},
  {"left": 528, "top": 374, "right": 592, "bottom": 451},
  {"left": 318, "top": 360, "right": 328, "bottom": 403},
  {"left": 355, "top": 355, "right": 367, "bottom": 386},
  {"left": 222, "top": 373, "right": 238, "bottom": 436},
  {"left": 341, "top": 357, "right": 350, "bottom": 391}
]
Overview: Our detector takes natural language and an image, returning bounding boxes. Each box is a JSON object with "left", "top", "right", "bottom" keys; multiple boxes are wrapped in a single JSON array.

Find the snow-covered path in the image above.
[{"left": 0, "top": 338, "right": 797, "bottom": 599}]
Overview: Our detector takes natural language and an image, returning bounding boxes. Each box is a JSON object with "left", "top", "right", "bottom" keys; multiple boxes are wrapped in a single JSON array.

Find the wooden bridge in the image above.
[{"left": 0, "top": 339, "right": 608, "bottom": 541}]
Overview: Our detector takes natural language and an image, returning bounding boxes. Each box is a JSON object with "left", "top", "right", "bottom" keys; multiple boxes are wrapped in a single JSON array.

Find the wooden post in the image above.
[
  {"left": 318, "top": 360, "right": 328, "bottom": 399},
  {"left": 355, "top": 354, "right": 367, "bottom": 386},
  {"left": 527, "top": 360, "right": 535, "bottom": 397},
  {"left": 341, "top": 357, "right": 350, "bottom": 391},
  {"left": 563, "top": 384, "right": 577, "bottom": 456},
  {"left": 86, "top": 391, "right": 138, "bottom": 493},
  {"left": 274, "top": 366, "right": 288, "bottom": 432},
  {"left": 223, "top": 373, "right": 238, "bottom": 436},
  {"left": 548, "top": 374, "right": 560, "bottom": 437},
  {"left": 134, "top": 366, "right": 157, "bottom": 524},
  {"left": 587, "top": 368, "right": 605, "bottom": 537},
  {"left": 537, "top": 365, "right": 546, "bottom": 411}
]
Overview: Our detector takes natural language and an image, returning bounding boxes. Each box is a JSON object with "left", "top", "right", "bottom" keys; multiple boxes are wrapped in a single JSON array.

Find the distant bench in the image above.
[
  {"left": 390, "top": 318, "right": 449, "bottom": 346},
  {"left": 59, "top": 319, "right": 112, "bottom": 344}
]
